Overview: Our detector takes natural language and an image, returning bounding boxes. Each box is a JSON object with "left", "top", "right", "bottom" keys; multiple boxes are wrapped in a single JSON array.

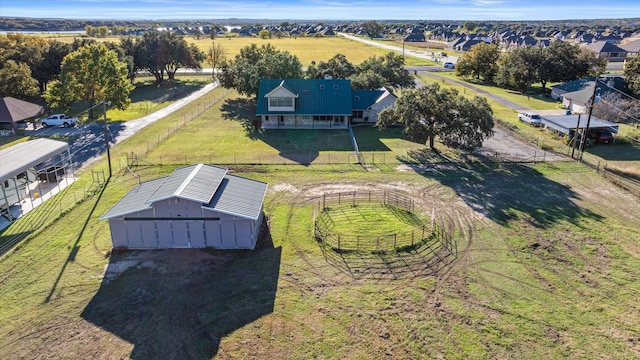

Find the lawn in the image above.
[
  {"left": 2, "top": 81, "right": 640, "bottom": 358},
  {"left": 2, "top": 37, "right": 640, "bottom": 359}
]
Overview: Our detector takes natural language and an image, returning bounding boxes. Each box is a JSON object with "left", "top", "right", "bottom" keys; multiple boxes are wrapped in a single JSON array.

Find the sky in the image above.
[{"left": 1, "top": 0, "right": 639, "bottom": 21}]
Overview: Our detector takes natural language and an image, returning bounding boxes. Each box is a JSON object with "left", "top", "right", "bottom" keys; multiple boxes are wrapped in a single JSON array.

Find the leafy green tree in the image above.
[
  {"left": 258, "top": 29, "right": 272, "bottom": 39},
  {"left": 134, "top": 31, "right": 205, "bottom": 83},
  {"left": 0, "top": 60, "right": 39, "bottom": 98},
  {"left": 44, "top": 43, "right": 134, "bottom": 119},
  {"left": 217, "top": 43, "right": 303, "bottom": 97},
  {"left": 0, "top": 34, "right": 48, "bottom": 93},
  {"left": 33, "top": 40, "right": 72, "bottom": 92},
  {"left": 575, "top": 47, "right": 607, "bottom": 78},
  {"left": 362, "top": 20, "right": 384, "bottom": 38},
  {"left": 118, "top": 36, "right": 138, "bottom": 82},
  {"left": 454, "top": 42, "right": 500, "bottom": 82},
  {"left": 350, "top": 70, "right": 386, "bottom": 90},
  {"left": 496, "top": 46, "right": 544, "bottom": 93},
  {"left": 356, "top": 52, "right": 414, "bottom": 89},
  {"left": 85, "top": 25, "right": 95, "bottom": 37},
  {"left": 305, "top": 54, "right": 356, "bottom": 80},
  {"left": 97, "top": 26, "right": 109, "bottom": 38},
  {"left": 625, "top": 57, "right": 640, "bottom": 96},
  {"left": 377, "top": 83, "right": 493, "bottom": 150}
]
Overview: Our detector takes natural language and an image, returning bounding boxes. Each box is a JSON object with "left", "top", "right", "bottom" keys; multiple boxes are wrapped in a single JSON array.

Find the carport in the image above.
[
  {"left": 0, "top": 97, "right": 46, "bottom": 134},
  {"left": 0, "top": 138, "right": 74, "bottom": 225},
  {"left": 542, "top": 115, "right": 619, "bottom": 137}
]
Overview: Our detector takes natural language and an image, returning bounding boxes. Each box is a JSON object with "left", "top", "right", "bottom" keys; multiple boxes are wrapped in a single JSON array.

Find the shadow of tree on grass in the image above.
[
  {"left": 82, "top": 229, "right": 280, "bottom": 359},
  {"left": 401, "top": 150, "right": 603, "bottom": 228},
  {"left": 220, "top": 97, "right": 355, "bottom": 165}
]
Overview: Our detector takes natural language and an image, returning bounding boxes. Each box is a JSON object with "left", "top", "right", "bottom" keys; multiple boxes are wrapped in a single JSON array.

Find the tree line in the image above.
[{"left": 454, "top": 41, "right": 607, "bottom": 93}]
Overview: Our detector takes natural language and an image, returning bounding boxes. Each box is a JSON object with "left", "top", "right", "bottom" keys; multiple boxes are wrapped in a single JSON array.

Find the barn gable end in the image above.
[{"left": 101, "top": 164, "right": 267, "bottom": 250}]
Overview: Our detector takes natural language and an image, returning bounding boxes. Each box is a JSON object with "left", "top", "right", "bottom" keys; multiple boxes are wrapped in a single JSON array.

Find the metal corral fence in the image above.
[
  {"left": 313, "top": 191, "right": 456, "bottom": 256},
  {"left": 316, "top": 190, "right": 415, "bottom": 212}
]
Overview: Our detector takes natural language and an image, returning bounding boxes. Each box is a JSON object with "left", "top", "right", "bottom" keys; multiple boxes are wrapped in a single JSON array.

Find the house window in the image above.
[
  {"left": 269, "top": 97, "right": 293, "bottom": 107},
  {"left": 354, "top": 96, "right": 360, "bottom": 102},
  {"left": 352, "top": 110, "right": 363, "bottom": 118}
]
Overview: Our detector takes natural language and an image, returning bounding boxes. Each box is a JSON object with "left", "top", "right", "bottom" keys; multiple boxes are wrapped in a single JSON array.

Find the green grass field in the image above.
[{"left": 40, "top": 34, "right": 426, "bottom": 67}]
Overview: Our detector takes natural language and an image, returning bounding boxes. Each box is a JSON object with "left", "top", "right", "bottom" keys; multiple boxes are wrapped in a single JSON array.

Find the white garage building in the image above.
[{"left": 101, "top": 164, "right": 268, "bottom": 250}]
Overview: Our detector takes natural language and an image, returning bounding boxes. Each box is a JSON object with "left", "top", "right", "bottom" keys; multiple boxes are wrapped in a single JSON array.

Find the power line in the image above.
[
  {"left": 597, "top": 98, "right": 640, "bottom": 124},
  {"left": 597, "top": 78, "right": 639, "bottom": 102}
]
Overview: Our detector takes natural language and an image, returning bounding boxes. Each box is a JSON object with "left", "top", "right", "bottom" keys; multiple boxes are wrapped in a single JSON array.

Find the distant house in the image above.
[
  {"left": 404, "top": 28, "right": 425, "bottom": 42},
  {"left": 620, "top": 39, "right": 640, "bottom": 58},
  {"left": 450, "top": 38, "right": 489, "bottom": 52},
  {"left": 584, "top": 41, "right": 627, "bottom": 62},
  {"left": 101, "top": 164, "right": 267, "bottom": 250},
  {"left": 256, "top": 79, "right": 396, "bottom": 129}
]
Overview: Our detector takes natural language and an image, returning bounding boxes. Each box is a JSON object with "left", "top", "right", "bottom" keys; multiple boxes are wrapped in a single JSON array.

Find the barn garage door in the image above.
[{"left": 123, "top": 217, "right": 220, "bottom": 249}]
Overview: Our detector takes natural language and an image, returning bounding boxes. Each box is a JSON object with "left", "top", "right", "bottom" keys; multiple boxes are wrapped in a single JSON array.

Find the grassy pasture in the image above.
[
  {"left": 1, "top": 82, "right": 640, "bottom": 358},
  {"left": 40, "top": 33, "right": 423, "bottom": 66}
]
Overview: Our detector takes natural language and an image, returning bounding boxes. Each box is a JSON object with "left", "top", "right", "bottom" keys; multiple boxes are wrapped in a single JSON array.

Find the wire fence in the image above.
[
  {"left": 0, "top": 170, "right": 107, "bottom": 257},
  {"left": 124, "top": 89, "right": 232, "bottom": 166}
]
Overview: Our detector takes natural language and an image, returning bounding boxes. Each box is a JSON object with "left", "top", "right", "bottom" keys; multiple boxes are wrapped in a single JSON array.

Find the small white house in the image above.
[{"left": 101, "top": 164, "right": 268, "bottom": 250}]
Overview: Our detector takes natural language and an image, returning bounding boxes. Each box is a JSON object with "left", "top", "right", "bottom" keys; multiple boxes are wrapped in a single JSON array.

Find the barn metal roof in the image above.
[
  {"left": 146, "top": 163, "right": 227, "bottom": 204},
  {"left": 0, "top": 138, "right": 70, "bottom": 181},
  {"left": 101, "top": 164, "right": 267, "bottom": 221},
  {"left": 206, "top": 174, "right": 268, "bottom": 220},
  {"left": 99, "top": 178, "right": 164, "bottom": 219}
]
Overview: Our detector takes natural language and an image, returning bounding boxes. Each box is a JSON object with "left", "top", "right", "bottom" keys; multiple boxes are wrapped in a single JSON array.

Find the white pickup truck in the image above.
[
  {"left": 40, "top": 114, "right": 79, "bottom": 128},
  {"left": 517, "top": 112, "right": 543, "bottom": 127}
]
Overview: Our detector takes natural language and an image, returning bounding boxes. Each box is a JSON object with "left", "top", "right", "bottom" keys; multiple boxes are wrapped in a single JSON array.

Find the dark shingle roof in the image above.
[
  {"left": 584, "top": 41, "right": 626, "bottom": 54},
  {"left": 256, "top": 79, "right": 353, "bottom": 116}
]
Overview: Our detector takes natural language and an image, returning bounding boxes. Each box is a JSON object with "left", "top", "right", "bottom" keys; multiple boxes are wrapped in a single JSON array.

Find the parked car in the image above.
[
  {"left": 40, "top": 114, "right": 78, "bottom": 128},
  {"left": 443, "top": 62, "right": 455, "bottom": 69},
  {"left": 589, "top": 129, "right": 615, "bottom": 144},
  {"left": 517, "top": 112, "right": 543, "bottom": 127}
]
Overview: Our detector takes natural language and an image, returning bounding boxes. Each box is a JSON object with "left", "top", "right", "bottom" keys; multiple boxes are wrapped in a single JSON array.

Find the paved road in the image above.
[
  {"left": 28, "top": 82, "right": 219, "bottom": 171},
  {"left": 338, "top": 32, "right": 458, "bottom": 64}
]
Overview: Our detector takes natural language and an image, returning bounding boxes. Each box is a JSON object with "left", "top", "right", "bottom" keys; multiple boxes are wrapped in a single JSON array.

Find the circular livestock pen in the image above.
[{"left": 314, "top": 191, "right": 449, "bottom": 253}]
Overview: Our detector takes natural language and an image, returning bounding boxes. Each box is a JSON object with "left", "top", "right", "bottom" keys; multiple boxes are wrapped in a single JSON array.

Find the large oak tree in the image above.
[
  {"left": 134, "top": 31, "right": 204, "bottom": 83},
  {"left": 454, "top": 42, "right": 500, "bottom": 82},
  {"left": 377, "top": 83, "right": 494, "bottom": 150},
  {"left": 44, "top": 43, "right": 134, "bottom": 118},
  {"left": 217, "top": 43, "right": 303, "bottom": 97}
]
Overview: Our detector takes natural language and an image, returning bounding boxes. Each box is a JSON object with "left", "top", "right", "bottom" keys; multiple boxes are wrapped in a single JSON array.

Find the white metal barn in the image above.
[{"left": 100, "top": 164, "right": 268, "bottom": 250}]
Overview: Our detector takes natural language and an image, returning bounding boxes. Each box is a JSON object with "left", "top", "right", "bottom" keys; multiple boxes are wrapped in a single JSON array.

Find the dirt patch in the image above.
[{"left": 269, "top": 183, "right": 299, "bottom": 194}]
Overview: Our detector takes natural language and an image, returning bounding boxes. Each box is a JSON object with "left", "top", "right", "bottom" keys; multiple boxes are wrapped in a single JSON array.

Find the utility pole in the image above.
[
  {"left": 571, "top": 114, "right": 581, "bottom": 159},
  {"left": 579, "top": 77, "right": 598, "bottom": 161},
  {"left": 103, "top": 101, "right": 112, "bottom": 177}
]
